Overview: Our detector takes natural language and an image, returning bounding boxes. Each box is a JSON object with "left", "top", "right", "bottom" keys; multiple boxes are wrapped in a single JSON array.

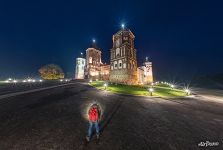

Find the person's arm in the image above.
[
  {"left": 88, "top": 107, "right": 91, "bottom": 119},
  {"left": 97, "top": 105, "right": 102, "bottom": 120}
]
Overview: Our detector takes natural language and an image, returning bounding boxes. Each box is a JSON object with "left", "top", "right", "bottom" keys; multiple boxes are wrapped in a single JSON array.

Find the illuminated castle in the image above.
[{"left": 75, "top": 26, "right": 153, "bottom": 85}]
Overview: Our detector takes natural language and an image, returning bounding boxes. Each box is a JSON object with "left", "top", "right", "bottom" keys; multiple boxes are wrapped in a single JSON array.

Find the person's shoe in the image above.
[
  {"left": 86, "top": 136, "right": 90, "bottom": 142},
  {"left": 96, "top": 134, "right": 100, "bottom": 139}
]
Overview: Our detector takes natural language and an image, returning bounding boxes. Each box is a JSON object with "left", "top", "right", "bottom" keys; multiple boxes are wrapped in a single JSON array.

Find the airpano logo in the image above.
[{"left": 198, "top": 141, "right": 220, "bottom": 147}]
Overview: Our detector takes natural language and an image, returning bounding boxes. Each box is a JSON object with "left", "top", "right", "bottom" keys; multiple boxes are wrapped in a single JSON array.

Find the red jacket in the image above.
[{"left": 88, "top": 104, "right": 101, "bottom": 122}]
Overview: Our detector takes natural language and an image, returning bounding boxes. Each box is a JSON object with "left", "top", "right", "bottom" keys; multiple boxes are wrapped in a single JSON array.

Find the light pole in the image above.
[
  {"left": 185, "top": 89, "right": 191, "bottom": 96},
  {"left": 104, "top": 83, "right": 107, "bottom": 90},
  {"left": 149, "top": 87, "right": 154, "bottom": 96},
  {"left": 170, "top": 84, "right": 175, "bottom": 89}
]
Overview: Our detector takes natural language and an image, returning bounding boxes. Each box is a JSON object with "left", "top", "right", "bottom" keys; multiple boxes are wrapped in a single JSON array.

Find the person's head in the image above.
[{"left": 92, "top": 100, "right": 97, "bottom": 105}]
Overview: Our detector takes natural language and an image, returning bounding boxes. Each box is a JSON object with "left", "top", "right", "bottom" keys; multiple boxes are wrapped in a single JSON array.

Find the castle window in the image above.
[
  {"left": 116, "top": 48, "right": 120, "bottom": 57},
  {"left": 123, "top": 63, "right": 126, "bottom": 68},
  {"left": 118, "top": 60, "right": 122, "bottom": 69},
  {"left": 114, "top": 61, "right": 117, "bottom": 69},
  {"left": 89, "top": 57, "right": 92, "bottom": 63}
]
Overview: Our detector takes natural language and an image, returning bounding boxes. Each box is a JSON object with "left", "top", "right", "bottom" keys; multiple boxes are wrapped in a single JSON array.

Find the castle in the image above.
[{"left": 75, "top": 27, "right": 153, "bottom": 85}]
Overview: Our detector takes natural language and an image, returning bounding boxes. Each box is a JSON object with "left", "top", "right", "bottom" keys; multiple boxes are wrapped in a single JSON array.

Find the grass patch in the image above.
[
  {"left": 90, "top": 81, "right": 187, "bottom": 98},
  {"left": 0, "top": 81, "right": 6, "bottom": 84}
]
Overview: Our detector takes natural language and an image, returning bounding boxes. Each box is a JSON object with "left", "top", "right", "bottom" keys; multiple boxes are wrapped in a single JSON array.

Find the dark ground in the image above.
[
  {"left": 0, "top": 82, "right": 222, "bottom": 150},
  {"left": 0, "top": 80, "right": 73, "bottom": 95}
]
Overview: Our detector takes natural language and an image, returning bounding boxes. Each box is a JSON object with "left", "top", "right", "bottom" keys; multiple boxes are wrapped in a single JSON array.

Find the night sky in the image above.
[{"left": 0, "top": 0, "right": 223, "bottom": 80}]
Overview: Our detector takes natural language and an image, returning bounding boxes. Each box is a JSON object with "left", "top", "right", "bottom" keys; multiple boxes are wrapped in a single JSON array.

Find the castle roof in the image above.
[{"left": 114, "top": 28, "right": 135, "bottom": 38}]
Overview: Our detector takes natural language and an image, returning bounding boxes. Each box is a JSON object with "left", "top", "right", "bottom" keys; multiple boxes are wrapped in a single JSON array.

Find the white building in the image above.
[{"left": 75, "top": 57, "right": 86, "bottom": 79}]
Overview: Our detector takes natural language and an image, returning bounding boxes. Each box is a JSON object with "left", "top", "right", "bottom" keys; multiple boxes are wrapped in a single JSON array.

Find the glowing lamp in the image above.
[
  {"left": 185, "top": 89, "right": 191, "bottom": 95},
  {"left": 121, "top": 24, "right": 125, "bottom": 29},
  {"left": 170, "top": 84, "right": 175, "bottom": 89},
  {"left": 104, "top": 83, "right": 107, "bottom": 90},
  {"left": 149, "top": 88, "right": 154, "bottom": 96}
]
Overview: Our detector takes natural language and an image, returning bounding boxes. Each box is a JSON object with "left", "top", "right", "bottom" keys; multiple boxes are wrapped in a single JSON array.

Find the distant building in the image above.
[
  {"left": 75, "top": 26, "right": 153, "bottom": 84},
  {"left": 143, "top": 57, "right": 153, "bottom": 83},
  {"left": 85, "top": 47, "right": 102, "bottom": 80},
  {"left": 137, "top": 57, "right": 153, "bottom": 84},
  {"left": 75, "top": 57, "right": 86, "bottom": 79}
]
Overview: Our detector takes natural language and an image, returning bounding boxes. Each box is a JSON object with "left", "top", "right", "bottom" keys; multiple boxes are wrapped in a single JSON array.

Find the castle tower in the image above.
[
  {"left": 85, "top": 40, "right": 102, "bottom": 80},
  {"left": 143, "top": 57, "right": 153, "bottom": 83},
  {"left": 110, "top": 26, "right": 138, "bottom": 84},
  {"left": 75, "top": 57, "right": 86, "bottom": 79}
]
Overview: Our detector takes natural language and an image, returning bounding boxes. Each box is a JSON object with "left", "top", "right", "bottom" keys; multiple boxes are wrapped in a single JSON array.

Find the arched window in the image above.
[
  {"left": 123, "top": 63, "right": 126, "bottom": 68},
  {"left": 114, "top": 61, "right": 117, "bottom": 69},
  {"left": 116, "top": 48, "right": 120, "bottom": 57},
  {"left": 89, "top": 57, "right": 92, "bottom": 63},
  {"left": 118, "top": 60, "right": 122, "bottom": 68}
]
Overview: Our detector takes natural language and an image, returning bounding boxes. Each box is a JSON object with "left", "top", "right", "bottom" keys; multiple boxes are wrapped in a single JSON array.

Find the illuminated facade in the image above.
[
  {"left": 110, "top": 28, "right": 138, "bottom": 84},
  {"left": 100, "top": 64, "right": 110, "bottom": 81},
  {"left": 75, "top": 27, "right": 153, "bottom": 84},
  {"left": 75, "top": 58, "right": 86, "bottom": 79},
  {"left": 85, "top": 47, "right": 102, "bottom": 80},
  {"left": 137, "top": 57, "right": 153, "bottom": 84}
]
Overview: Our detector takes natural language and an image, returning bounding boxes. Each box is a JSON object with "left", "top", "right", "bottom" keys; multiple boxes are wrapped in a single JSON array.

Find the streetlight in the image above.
[
  {"left": 170, "top": 84, "right": 175, "bottom": 89},
  {"left": 23, "top": 80, "right": 27, "bottom": 83},
  {"left": 89, "top": 79, "right": 92, "bottom": 83},
  {"left": 80, "top": 52, "right": 83, "bottom": 58},
  {"left": 39, "top": 79, "right": 43, "bottom": 82},
  {"left": 185, "top": 89, "right": 191, "bottom": 96},
  {"left": 104, "top": 83, "right": 108, "bottom": 90},
  {"left": 60, "top": 79, "right": 63, "bottom": 82},
  {"left": 92, "top": 39, "right": 96, "bottom": 43},
  {"left": 149, "top": 88, "right": 154, "bottom": 96},
  {"left": 13, "top": 80, "right": 17, "bottom": 83}
]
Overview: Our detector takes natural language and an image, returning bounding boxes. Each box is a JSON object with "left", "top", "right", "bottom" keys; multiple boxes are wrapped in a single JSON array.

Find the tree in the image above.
[{"left": 38, "top": 64, "right": 65, "bottom": 80}]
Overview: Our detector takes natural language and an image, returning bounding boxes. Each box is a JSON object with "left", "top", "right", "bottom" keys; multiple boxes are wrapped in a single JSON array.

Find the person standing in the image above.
[{"left": 86, "top": 101, "right": 101, "bottom": 142}]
